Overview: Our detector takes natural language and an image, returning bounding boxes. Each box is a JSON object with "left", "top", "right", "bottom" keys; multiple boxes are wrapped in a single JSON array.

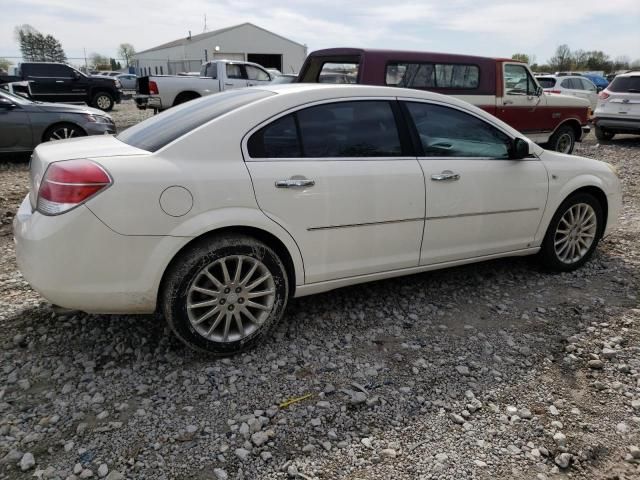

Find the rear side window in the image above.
[
  {"left": 608, "top": 76, "right": 640, "bottom": 92},
  {"left": 248, "top": 101, "right": 403, "bottom": 158},
  {"left": 579, "top": 78, "right": 596, "bottom": 91},
  {"left": 386, "top": 63, "right": 479, "bottom": 89},
  {"left": 117, "top": 89, "right": 274, "bottom": 152},
  {"left": 405, "top": 102, "right": 511, "bottom": 159}
]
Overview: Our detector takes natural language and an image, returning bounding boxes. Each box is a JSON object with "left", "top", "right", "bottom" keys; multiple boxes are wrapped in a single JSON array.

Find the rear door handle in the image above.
[
  {"left": 55, "top": 80, "right": 64, "bottom": 83},
  {"left": 431, "top": 171, "right": 460, "bottom": 181},
  {"left": 275, "top": 178, "right": 315, "bottom": 188}
]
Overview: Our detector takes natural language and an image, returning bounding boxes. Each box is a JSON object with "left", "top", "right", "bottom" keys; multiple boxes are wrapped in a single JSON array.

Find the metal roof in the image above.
[{"left": 136, "top": 22, "right": 306, "bottom": 55}]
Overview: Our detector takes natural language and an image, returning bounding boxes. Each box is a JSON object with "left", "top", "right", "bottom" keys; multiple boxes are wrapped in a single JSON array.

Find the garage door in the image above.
[{"left": 247, "top": 54, "right": 282, "bottom": 71}]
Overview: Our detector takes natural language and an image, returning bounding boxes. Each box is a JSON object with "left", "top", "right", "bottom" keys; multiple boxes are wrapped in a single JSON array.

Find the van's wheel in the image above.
[
  {"left": 539, "top": 193, "right": 603, "bottom": 271},
  {"left": 43, "top": 123, "right": 86, "bottom": 142},
  {"left": 547, "top": 125, "right": 576, "bottom": 154},
  {"left": 173, "top": 92, "right": 200, "bottom": 106},
  {"left": 595, "top": 126, "right": 615, "bottom": 141},
  {"left": 92, "top": 92, "right": 114, "bottom": 111},
  {"left": 163, "top": 234, "right": 289, "bottom": 356}
]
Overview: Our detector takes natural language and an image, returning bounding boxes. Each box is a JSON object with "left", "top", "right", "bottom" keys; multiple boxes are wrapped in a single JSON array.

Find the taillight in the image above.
[
  {"left": 599, "top": 91, "right": 610, "bottom": 100},
  {"left": 37, "top": 160, "right": 111, "bottom": 215},
  {"left": 149, "top": 80, "right": 159, "bottom": 95}
]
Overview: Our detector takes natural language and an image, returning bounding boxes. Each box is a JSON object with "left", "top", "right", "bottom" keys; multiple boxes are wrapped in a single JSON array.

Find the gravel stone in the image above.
[{"left": 19, "top": 452, "right": 35, "bottom": 471}]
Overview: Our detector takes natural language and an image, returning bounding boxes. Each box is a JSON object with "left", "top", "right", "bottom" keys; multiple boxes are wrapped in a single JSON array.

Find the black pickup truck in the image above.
[{"left": 0, "top": 62, "right": 122, "bottom": 111}]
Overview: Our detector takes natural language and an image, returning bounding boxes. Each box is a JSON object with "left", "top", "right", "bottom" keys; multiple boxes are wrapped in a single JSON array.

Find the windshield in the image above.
[
  {"left": 0, "top": 89, "right": 33, "bottom": 105},
  {"left": 117, "top": 89, "right": 274, "bottom": 152},
  {"left": 608, "top": 76, "right": 640, "bottom": 93}
]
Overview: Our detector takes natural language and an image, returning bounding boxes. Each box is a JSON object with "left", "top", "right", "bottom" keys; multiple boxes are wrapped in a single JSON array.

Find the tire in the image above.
[
  {"left": 162, "top": 234, "right": 289, "bottom": 356},
  {"left": 539, "top": 193, "right": 604, "bottom": 271},
  {"left": 92, "top": 92, "right": 114, "bottom": 111},
  {"left": 547, "top": 125, "right": 576, "bottom": 154},
  {"left": 173, "top": 92, "right": 200, "bottom": 106},
  {"left": 43, "top": 123, "right": 87, "bottom": 142},
  {"left": 594, "top": 126, "right": 615, "bottom": 141}
]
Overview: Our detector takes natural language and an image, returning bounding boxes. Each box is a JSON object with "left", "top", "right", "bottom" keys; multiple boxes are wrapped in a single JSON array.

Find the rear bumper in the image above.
[
  {"left": 13, "top": 196, "right": 183, "bottom": 314},
  {"left": 134, "top": 94, "right": 162, "bottom": 111},
  {"left": 594, "top": 116, "right": 640, "bottom": 134}
]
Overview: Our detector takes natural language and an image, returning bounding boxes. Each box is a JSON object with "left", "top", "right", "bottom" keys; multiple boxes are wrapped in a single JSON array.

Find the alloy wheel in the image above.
[
  {"left": 186, "top": 255, "right": 275, "bottom": 343},
  {"left": 49, "top": 127, "right": 79, "bottom": 140},
  {"left": 553, "top": 203, "right": 597, "bottom": 264},
  {"left": 96, "top": 95, "right": 111, "bottom": 110}
]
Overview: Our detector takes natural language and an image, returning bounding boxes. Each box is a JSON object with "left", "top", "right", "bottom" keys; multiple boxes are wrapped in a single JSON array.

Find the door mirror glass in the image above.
[{"left": 510, "top": 137, "right": 530, "bottom": 159}]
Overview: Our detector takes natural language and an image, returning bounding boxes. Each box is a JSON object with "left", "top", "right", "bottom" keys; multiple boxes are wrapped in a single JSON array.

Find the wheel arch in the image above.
[
  {"left": 552, "top": 118, "right": 582, "bottom": 142},
  {"left": 561, "top": 185, "right": 608, "bottom": 237},
  {"left": 173, "top": 91, "right": 201, "bottom": 106},
  {"left": 157, "top": 225, "right": 301, "bottom": 311}
]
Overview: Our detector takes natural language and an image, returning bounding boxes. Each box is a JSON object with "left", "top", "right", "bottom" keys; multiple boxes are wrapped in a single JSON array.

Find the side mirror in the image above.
[
  {"left": 0, "top": 98, "right": 16, "bottom": 109},
  {"left": 596, "top": 86, "right": 603, "bottom": 93},
  {"left": 72, "top": 71, "right": 80, "bottom": 80},
  {"left": 535, "top": 85, "right": 543, "bottom": 96},
  {"left": 509, "top": 137, "right": 530, "bottom": 159}
]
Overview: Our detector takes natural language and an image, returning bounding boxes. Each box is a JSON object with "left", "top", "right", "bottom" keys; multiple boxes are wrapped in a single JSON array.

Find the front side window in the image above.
[
  {"left": 386, "top": 63, "right": 479, "bottom": 89},
  {"left": 248, "top": 101, "right": 403, "bottom": 159},
  {"left": 405, "top": 102, "right": 511, "bottom": 158},
  {"left": 226, "top": 64, "right": 244, "bottom": 79},
  {"left": 504, "top": 64, "right": 537, "bottom": 96},
  {"left": 246, "top": 65, "right": 270, "bottom": 81}
]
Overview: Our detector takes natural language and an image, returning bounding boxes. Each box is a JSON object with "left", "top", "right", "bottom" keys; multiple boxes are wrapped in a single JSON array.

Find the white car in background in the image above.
[
  {"left": 594, "top": 71, "right": 640, "bottom": 140},
  {"left": 14, "top": 85, "right": 621, "bottom": 356},
  {"left": 536, "top": 75, "right": 598, "bottom": 110}
]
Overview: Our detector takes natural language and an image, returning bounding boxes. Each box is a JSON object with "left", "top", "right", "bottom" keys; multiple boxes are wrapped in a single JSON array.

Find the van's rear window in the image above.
[
  {"left": 116, "top": 89, "right": 274, "bottom": 152},
  {"left": 386, "top": 62, "right": 480, "bottom": 89}
]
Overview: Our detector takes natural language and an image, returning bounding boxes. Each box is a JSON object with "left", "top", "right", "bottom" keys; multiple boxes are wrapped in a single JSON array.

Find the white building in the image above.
[{"left": 134, "top": 23, "right": 307, "bottom": 76}]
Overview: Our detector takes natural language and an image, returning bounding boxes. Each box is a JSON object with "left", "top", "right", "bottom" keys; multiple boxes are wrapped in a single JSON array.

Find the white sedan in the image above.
[{"left": 14, "top": 84, "right": 622, "bottom": 355}]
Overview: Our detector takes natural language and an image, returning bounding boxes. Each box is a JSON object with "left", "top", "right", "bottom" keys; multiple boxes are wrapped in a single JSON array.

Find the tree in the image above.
[
  {"left": 15, "top": 25, "right": 66, "bottom": 62},
  {"left": 118, "top": 43, "right": 135, "bottom": 67},
  {"left": 571, "top": 49, "right": 589, "bottom": 69},
  {"left": 0, "top": 57, "right": 10, "bottom": 74},
  {"left": 511, "top": 53, "right": 530, "bottom": 64},
  {"left": 110, "top": 58, "right": 122, "bottom": 70},
  {"left": 631, "top": 58, "right": 640, "bottom": 70},
  {"left": 90, "top": 53, "right": 110, "bottom": 70},
  {"left": 548, "top": 44, "right": 572, "bottom": 72},
  {"left": 613, "top": 55, "right": 630, "bottom": 71},
  {"left": 584, "top": 51, "right": 611, "bottom": 72}
]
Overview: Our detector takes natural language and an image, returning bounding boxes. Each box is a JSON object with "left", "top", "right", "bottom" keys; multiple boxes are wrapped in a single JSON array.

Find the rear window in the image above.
[
  {"left": 386, "top": 62, "right": 479, "bottom": 89},
  {"left": 318, "top": 63, "right": 358, "bottom": 84},
  {"left": 117, "top": 89, "right": 274, "bottom": 152},
  {"left": 537, "top": 77, "right": 556, "bottom": 88},
  {"left": 608, "top": 76, "right": 640, "bottom": 93}
]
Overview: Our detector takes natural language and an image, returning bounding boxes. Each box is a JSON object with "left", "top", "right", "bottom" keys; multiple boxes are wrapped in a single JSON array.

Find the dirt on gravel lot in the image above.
[{"left": 1, "top": 103, "right": 640, "bottom": 480}]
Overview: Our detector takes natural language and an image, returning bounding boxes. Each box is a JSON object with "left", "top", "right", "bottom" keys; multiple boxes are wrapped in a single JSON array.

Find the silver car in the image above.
[
  {"left": 116, "top": 74, "right": 138, "bottom": 90},
  {"left": 0, "top": 90, "right": 116, "bottom": 154}
]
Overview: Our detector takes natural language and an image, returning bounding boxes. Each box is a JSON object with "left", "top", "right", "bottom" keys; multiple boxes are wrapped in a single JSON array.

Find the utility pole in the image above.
[
  {"left": 203, "top": 14, "right": 208, "bottom": 32},
  {"left": 83, "top": 47, "right": 87, "bottom": 69}
]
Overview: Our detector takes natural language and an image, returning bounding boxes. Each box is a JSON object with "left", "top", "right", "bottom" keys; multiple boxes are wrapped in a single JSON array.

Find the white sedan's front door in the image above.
[
  {"left": 244, "top": 100, "right": 425, "bottom": 284},
  {"left": 401, "top": 100, "right": 548, "bottom": 265}
]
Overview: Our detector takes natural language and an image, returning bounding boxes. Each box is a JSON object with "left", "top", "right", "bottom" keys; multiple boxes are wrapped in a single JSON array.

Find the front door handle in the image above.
[
  {"left": 431, "top": 171, "right": 460, "bottom": 182},
  {"left": 275, "top": 178, "right": 315, "bottom": 188},
  {"left": 503, "top": 100, "right": 514, "bottom": 105}
]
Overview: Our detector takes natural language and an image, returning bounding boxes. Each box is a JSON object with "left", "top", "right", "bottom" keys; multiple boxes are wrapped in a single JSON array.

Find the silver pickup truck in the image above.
[{"left": 134, "top": 60, "right": 273, "bottom": 112}]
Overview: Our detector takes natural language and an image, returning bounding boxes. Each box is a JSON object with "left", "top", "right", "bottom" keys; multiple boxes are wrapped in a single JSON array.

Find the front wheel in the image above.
[
  {"left": 539, "top": 193, "right": 604, "bottom": 271},
  {"left": 162, "top": 234, "right": 289, "bottom": 356},
  {"left": 547, "top": 125, "right": 576, "bottom": 154}
]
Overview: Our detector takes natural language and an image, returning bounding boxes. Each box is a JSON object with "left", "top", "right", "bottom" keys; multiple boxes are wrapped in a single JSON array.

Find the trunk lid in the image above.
[{"left": 29, "top": 135, "right": 148, "bottom": 210}]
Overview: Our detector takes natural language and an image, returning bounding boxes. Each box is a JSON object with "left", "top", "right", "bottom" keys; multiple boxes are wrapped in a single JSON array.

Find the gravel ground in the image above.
[{"left": 1, "top": 102, "right": 640, "bottom": 480}]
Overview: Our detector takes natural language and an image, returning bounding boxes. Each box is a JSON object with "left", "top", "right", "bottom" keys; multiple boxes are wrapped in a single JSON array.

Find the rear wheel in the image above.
[
  {"left": 595, "top": 126, "right": 615, "bottom": 141},
  {"left": 43, "top": 123, "right": 86, "bottom": 142},
  {"left": 92, "top": 92, "right": 114, "bottom": 111},
  {"left": 163, "top": 234, "right": 289, "bottom": 356},
  {"left": 547, "top": 125, "right": 576, "bottom": 154},
  {"left": 539, "top": 193, "right": 603, "bottom": 271}
]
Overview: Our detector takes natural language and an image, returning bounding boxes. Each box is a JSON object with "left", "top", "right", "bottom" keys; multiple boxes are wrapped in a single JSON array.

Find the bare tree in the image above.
[
  {"left": 118, "top": 43, "right": 135, "bottom": 67},
  {"left": 549, "top": 44, "right": 572, "bottom": 72},
  {"left": 90, "top": 53, "right": 110, "bottom": 70}
]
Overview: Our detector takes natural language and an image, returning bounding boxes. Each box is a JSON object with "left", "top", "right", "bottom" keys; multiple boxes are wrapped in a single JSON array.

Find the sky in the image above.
[{"left": 2, "top": 0, "right": 640, "bottom": 66}]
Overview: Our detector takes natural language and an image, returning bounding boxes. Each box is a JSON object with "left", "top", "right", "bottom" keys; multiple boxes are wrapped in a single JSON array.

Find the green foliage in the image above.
[
  {"left": 110, "top": 58, "right": 122, "bottom": 70},
  {"left": 15, "top": 25, "right": 66, "bottom": 62}
]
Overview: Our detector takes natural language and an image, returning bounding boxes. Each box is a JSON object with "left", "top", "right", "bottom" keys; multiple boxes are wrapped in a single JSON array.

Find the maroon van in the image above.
[{"left": 298, "top": 48, "right": 591, "bottom": 153}]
